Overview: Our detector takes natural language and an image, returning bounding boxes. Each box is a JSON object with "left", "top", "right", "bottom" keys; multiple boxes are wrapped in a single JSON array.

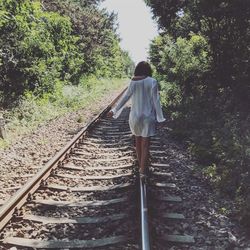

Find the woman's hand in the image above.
[{"left": 106, "top": 110, "right": 114, "bottom": 118}]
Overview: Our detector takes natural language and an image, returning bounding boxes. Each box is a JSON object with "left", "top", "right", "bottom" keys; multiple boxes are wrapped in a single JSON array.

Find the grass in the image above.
[{"left": 0, "top": 77, "right": 128, "bottom": 149}]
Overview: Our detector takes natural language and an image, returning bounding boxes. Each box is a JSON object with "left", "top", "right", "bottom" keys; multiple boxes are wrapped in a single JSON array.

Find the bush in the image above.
[{"left": 0, "top": 0, "right": 84, "bottom": 104}]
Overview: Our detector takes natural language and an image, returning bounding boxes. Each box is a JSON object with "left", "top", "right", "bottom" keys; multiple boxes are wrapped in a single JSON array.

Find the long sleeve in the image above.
[
  {"left": 111, "top": 82, "right": 133, "bottom": 118},
  {"left": 152, "top": 81, "right": 166, "bottom": 122}
]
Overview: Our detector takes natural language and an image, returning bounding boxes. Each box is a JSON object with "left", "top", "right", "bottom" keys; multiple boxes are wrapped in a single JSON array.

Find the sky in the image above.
[{"left": 99, "top": 0, "right": 159, "bottom": 64}]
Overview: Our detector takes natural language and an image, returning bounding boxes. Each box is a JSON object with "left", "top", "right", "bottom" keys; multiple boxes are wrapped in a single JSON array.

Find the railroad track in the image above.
[{"left": 0, "top": 89, "right": 194, "bottom": 249}]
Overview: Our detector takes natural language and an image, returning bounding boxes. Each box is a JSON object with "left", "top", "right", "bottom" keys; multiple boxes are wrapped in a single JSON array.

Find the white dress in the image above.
[{"left": 112, "top": 77, "right": 165, "bottom": 137}]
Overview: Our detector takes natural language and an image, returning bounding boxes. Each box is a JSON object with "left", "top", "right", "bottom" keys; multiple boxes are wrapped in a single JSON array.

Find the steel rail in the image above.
[
  {"left": 0, "top": 86, "right": 127, "bottom": 233},
  {"left": 140, "top": 177, "right": 150, "bottom": 250}
]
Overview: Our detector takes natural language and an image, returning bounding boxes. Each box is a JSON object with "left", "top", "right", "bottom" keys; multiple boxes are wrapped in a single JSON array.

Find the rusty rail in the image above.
[
  {"left": 0, "top": 87, "right": 127, "bottom": 233},
  {"left": 140, "top": 177, "right": 150, "bottom": 250}
]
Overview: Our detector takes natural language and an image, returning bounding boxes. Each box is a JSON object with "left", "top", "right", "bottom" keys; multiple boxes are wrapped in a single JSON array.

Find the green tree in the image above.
[
  {"left": 0, "top": 0, "right": 83, "bottom": 103},
  {"left": 42, "top": 0, "right": 133, "bottom": 79},
  {"left": 146, "top": 0, "right": 250, "bottom": 107},
  {"left": 146, "top": 0, "right": 250, "bottom": 225}
]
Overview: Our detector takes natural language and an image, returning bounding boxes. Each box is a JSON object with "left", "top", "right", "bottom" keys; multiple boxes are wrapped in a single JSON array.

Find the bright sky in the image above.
[{"left": 99, "top": 0, "right": 158, "bottom": 64}]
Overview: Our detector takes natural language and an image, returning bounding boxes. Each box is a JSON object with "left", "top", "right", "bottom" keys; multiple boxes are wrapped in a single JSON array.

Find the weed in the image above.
[{"left": 0, "top": 78, "right": 128, "bottom": 148}]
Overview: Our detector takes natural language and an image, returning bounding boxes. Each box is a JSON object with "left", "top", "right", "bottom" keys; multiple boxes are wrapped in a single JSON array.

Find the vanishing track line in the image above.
[{"left": 0, "top": 89, "right": 194, "bottom": 249}]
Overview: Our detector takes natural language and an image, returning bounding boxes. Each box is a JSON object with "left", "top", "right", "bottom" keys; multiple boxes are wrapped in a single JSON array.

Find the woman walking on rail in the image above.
[{"left": 107, "top": 61, "right": 166, "bottom": 178}]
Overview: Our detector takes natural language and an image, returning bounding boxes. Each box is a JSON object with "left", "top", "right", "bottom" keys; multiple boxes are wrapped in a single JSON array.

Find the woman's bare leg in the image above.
[
  {"left": 140, "top": 137, "right": 150, "bottom": 174},
  {"left": 135, "top": 136, "right": 142, "bottom": 168}
]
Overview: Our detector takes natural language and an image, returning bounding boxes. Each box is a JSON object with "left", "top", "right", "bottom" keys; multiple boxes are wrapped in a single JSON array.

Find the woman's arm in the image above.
[
  {"left": 108, "top": 82, "right": 134, "bottom": 118},
  {"left": 152, "top": 81, "right": 166, "bottom": 123}
]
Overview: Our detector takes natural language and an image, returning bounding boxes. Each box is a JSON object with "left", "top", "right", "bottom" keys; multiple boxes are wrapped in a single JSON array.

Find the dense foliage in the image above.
[
  {"left": 0, "top": 0, "right": 134, "bottom": 105},
  {"left": 42, "top": 0, "right": 134, "bottom": 78},
  {"left": 146, "top": 0, "right": 250, "bottom": 225},
  {"left": 0, "top": 0, "right": 82, "bottom": 100}
]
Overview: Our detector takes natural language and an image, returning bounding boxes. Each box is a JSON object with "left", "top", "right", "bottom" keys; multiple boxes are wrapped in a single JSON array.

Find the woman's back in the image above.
[{"left": 130, "top": 76, "right": 155, "bottom": 118}]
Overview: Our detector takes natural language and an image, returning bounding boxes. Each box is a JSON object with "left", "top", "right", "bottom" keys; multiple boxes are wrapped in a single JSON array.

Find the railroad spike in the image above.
[
  {"left": 27, "top": 193, "right": 33, "bottom": 201},
  {"left": 50, "top": 169, "right": 56, "bottom": 175},
  {"left": 13, "top": 207, "right": 23, "bottom": 219},
  {"left": 40, "top": 180, "right": 47, "bottom": 187}
]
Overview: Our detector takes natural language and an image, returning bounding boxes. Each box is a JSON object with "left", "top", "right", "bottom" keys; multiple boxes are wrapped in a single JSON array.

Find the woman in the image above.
[{"left": 107, "top": 61, "right": 166, "bottom": 178}]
